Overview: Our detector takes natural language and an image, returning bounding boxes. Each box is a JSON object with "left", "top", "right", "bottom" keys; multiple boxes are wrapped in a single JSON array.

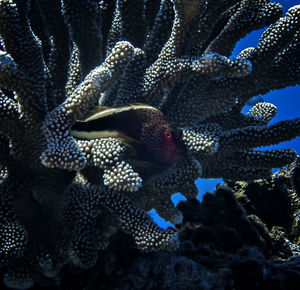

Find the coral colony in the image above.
[{"left": 0, "top": 0, "right": 299, "bottom": 288}]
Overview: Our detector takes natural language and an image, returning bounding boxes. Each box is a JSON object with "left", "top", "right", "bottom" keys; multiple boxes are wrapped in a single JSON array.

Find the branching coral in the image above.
[
  {"left": 49, "top": 162, "right": 300, "bottom": 289},
  {"left": 0, "top": 0, "right": 299, "bottom": 288}
]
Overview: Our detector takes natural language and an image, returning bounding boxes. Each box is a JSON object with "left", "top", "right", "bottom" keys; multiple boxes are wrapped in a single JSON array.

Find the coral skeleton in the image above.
[{"left": 0, "top": 0, "right": 299, "bottom": 288}]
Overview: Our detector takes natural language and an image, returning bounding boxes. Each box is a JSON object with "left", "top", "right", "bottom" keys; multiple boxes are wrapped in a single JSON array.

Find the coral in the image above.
[
  {"left": 48, "top": 164, "right": 300, "bottom": 289},
  {"left": 0, "top": 0, "right": 299, "bottom": 288}
]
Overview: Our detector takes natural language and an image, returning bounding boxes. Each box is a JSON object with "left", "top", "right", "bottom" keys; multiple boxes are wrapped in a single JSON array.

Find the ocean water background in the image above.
[{"left": 150, "top": 0, "right": 300, "bottom": 228}]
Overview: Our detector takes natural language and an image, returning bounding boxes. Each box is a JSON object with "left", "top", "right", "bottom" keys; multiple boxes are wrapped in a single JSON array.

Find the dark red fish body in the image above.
[
  {"left": 71, "top": 104, "right": 186, "bottom": 164},
  {"left": 126, "top": 109, "right": 186, "bottom": 163}
]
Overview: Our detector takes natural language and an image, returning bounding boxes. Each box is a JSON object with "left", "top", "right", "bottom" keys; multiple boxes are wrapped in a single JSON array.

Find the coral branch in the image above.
[{"left": 41, "top": 41, "right": 134, "bottom": 170}]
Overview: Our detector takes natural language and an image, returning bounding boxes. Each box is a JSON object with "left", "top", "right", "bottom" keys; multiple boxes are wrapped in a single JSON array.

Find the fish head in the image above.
[{"left": 141, "top": 121, "right": 186, "bottom": 163}]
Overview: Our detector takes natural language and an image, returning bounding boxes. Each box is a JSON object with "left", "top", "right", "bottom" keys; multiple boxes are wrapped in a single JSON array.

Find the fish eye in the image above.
[{"left": 164, "top": 130, "right": 172, "bottom": 138}]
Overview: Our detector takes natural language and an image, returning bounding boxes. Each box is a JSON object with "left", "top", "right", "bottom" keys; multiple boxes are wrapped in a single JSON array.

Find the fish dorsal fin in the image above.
[{"left": 79, "top": 104, "right": 157, "bottom": 122}]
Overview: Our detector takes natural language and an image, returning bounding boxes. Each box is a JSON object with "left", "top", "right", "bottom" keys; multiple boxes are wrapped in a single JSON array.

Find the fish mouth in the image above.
[
  {"left": 172, "top": 151, "right": 186, "bottom": 162},
  {"left": 171, "top": 138, "right": 188, "bottom": 162},
  {"left": 164, "top": 146, "right": 186, "bottom": 163}
]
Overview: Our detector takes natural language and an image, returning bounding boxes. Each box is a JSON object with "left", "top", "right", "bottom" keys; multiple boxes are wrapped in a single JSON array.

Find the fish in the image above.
[{"left": 71, "top": 104, "right": 186, "bottom": 164}]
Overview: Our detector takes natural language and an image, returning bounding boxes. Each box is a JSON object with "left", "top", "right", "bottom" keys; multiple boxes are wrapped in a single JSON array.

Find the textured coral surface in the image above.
[{"left": 0, "top": 0, "right": 299, "bottom": 289}]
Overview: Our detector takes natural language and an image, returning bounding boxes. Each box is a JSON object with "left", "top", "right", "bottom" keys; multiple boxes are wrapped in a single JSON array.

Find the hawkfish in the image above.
[{"left": 71, "top": 104, "right": 186, "bottom": 164}]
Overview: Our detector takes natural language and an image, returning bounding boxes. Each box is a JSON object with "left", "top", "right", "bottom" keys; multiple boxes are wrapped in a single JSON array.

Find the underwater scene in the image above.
[{"left": 0, "top": 0, "right": 299, "bottom": 289}]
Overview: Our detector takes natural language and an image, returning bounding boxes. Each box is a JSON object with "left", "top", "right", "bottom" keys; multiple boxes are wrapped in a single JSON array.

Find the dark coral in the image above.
[
  {"left": 42, "top": 163, "right": 300, "bottom": 290},
  {"left": 0, "top": 0, "right": 299, "bottom": 288}
]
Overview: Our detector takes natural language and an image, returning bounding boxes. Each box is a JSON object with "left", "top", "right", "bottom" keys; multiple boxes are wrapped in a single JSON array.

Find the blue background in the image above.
[{"left": 150, "top": 0, "right": 300, "bottom": 227}]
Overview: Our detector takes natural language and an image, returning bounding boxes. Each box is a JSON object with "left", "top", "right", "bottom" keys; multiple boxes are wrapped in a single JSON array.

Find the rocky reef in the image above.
[{"left": 0, "top": 0, "right": 299, "bottom": 289}]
